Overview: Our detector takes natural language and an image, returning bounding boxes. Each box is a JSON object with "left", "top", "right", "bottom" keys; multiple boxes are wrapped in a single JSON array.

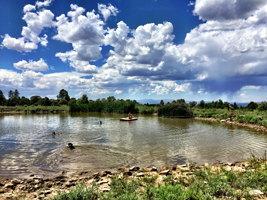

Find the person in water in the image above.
[
  {"left": 52, "top": 131, "right": 62, "bottom": 136},
  {"left": 99, "top": 121, "right": 102, "bottom": 125}
]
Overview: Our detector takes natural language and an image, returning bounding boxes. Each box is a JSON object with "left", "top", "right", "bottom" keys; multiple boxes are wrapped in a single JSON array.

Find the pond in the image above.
[{"left": 1, "top": 112, "right": 267, "bottom": 178}]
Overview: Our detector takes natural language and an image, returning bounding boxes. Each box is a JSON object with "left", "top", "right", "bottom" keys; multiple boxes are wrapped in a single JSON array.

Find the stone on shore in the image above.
[{"left": 249, "top": 190, "right": 264, "bottom": 196}]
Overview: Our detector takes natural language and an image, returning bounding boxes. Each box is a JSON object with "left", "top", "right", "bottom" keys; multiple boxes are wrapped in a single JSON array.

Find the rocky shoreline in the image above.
[
  {"left": 1, "top": 160, "right": 264, "bottom": 200},
  {"left": 194, "top": 116, "right": 267, "bottom": 133}
]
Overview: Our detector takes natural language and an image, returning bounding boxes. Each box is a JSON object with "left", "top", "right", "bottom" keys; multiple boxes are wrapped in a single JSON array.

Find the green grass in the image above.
[
  {"left": 136, "top": 105, "right": 158, "bottom": 114},
  {"left": 193, "top": 108, "right": 267, "bottom": 127},
  {"left": 51, "top": 156, "right": 267, "bottom": 200},
  {"left": 0, "top": 105, "right": 69, "bottom": 113}
]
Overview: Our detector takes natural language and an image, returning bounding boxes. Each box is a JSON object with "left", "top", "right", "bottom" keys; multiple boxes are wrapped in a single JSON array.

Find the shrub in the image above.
[
  {"left": 257, "top": 101, "right": 267, "bottom": 111},
  {"left": 158, "top": 102, "right": 193, "bottom": 117},
  {"left": 236, "top": 115, "right": 246, "bottom": 123}
]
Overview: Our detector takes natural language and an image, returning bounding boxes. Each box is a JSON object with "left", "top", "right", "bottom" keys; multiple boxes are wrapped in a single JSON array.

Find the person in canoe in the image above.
[{"left": 128, "top": 112, "right": 134, "bottom": 119}]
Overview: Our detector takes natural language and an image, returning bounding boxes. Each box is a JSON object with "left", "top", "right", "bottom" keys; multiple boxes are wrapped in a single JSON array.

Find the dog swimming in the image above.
[{"left": 68, "top": 143, "right": 75, "bottom": 150}]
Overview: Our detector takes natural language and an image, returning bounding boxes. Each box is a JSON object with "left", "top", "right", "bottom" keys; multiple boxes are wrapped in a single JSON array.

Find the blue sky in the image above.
[{"left": 1, "top": 0, "right": 267, "bottom": 103}]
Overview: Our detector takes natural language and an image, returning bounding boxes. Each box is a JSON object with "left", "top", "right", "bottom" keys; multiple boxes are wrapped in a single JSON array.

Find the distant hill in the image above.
[
  {"left": 137, "top": 99, "right": 252, "bottom": 108},
  {"left": 137, "top": 99, "right": 174, "bottom": 105}
]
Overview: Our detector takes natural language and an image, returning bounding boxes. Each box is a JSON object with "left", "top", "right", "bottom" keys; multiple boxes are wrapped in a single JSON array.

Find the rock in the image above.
[
  {"left": 0, "top": 181, "right": 5, "bottom": 187},
  {"left": 30, "top": 174, "right": 34, "bottom": 177},
  {"left": 142, "top": 168, "right": 152, "bottom": 172},
  {"left": 224, "top": 166, "right": 232, "bottom": 171},
  {"left": 129, "top": 166, "right": 140, "bottom": 171},
  {"left": 78, "top": 171, "right": 90, "bottom": 176},
  {"left": 136, "top": 173, "right": 145, "bottom": 177},
  {"left": 232, "top": 166, "right": 245, "bottom": 173},
  {"left": 98, "top": 180, "right": 109, "bottom": 185},
  {"left": 118, "top": 168, "right": 129, "bottom": 172},
  {"left": 181, "top": 167, "right": 190, "bottom": 172},
  {"left": 65, "top": 181, "right": 76, "bottom": 187},
  {"left": 159, "top": 170, "right": 170, "bottom": 175},
  {"left": 101, "top": 188, "right": 110, "bottom": 192},
  {"left": 4, "top": 182, "right": 14, "bottom": 189},
  {"left": 151, "top": 167, "right": 157, "bottom": 172},
  {"left": 92, "top": 172, "right": 100, "bottom": 179},
  {"left": 11, "top": 179, "right": 21, "bottom": 185},
  {"left": 0, "top": 188, "right": 7, "bottom": 194},
  {"left": 44, "top": 182, "right": 52, "bottom": 188},
  {"left": 38, "top": 194, "right": 45, "bottom": 199},
  {"left": 160, "top": 166, "right": 175, "bottom": 171},
  {"left": 249, "top": 190, "right": 263, "bottom": 196},
  {"left": 123, "top": 171, "right": 132, "bottom": 176},
  {"left": 220, "top": 120, "right": 226, "bottom": 123},
  {"left": 99, "top": 171, "right": 111, "bottom": 177},
  {"left": 204, "top": 163, "right": 209, "bottom": 167},
  {"left": 40, "top": 190, "right": 51, "bottom": 195}
]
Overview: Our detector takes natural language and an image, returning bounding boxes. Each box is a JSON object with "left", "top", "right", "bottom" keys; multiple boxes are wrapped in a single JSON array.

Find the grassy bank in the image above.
[
  {"left": 193, "top": 108, "right": 267, "bottom": 127},
  {"left": 50, "top": 155, "right": 267, "bottom": 200},
  {"left": 0, "top": 105, "right": 69, "bottom": 113}
]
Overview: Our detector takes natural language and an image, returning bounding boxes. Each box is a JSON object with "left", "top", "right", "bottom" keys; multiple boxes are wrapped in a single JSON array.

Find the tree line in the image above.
[
  {"left": 1, "top": 89, "right": 267, "bottom": 113},
  {"left": 0, "top": 89, "right": 139, "bottom": 113},
  {"left": 195, "top": 99, "right": 267, "bottom": 111}
]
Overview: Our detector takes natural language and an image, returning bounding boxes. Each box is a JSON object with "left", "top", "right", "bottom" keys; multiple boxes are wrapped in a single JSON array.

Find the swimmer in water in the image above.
[
  {"left": 52, "top": 131, "right": 62, "bottom": 136},
  {"left": 99, "top": 121, "right": 102, "bottom": 125}
]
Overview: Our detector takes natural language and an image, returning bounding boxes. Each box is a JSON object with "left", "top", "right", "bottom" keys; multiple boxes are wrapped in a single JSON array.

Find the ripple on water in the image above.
[{"left": 1, "top": 113, "right": 267, "bottom": 177}]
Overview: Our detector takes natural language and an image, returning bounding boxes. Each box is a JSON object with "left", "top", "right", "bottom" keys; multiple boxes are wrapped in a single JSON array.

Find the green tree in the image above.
[
  {"left": 246, "top": 101, "right": 258, "bottom": 110},
  {"left": 30, "top": 96, "right": 42, "bottom": 105},
  {"left": 78, "top": 94, "right": 89, "bottom": 104},
  {"left": 189, "top": 101, "right": 197, "bottom": 108},
  {"left": 19, "top": 96, "right": 30, "bottom": 106},
  {"left": 216, "top": 99, "right": 223, "bottom": 109},
  {"left": 51, "top": 99, "right": 59, "bottom": 106},
  {"left": 233, "top": 102, "right": 239, "bottom": 109},
  {"left": 160, "top": 100, "right": 164, "bottom": 106},
  {"left": 68, "top": 98, "right": 77, "bottom": 106},
  {"left": 41, "top": 97, "right": 51, "bottom": 106},
  {"left": 13, "top": 89, "right": 20, "bottom": 98},
  {"left": 199, "top": 100, "right": 205, "bottom": 108},
  {"left": 0, "top": 90, "right": 6, "bottom": 106},
  {"left": 57, "top": 89, "right": 70, "bottom": 101},
  {"left": 107, "top": 96, "right": 116, "bottom": 102},
  {"left": 177, "top": 99, "right": 185, "bottom": 103},
  {"left": 257, "top": 101, "right": 267, "bottom": 111},
  {"left": 59, "top": 99, "right": 68, "bottom": 105},
  {"left": 8, "top": 90, "right": 13, "bottom": 99}
]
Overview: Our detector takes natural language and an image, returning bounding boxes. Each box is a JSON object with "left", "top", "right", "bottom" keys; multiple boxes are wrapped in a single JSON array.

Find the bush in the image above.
[
  {"left": 236, "top": 115, "right": 246, "bottom": 123},
  {"left": 260, "top": 120, "right": 267, "bottom": 127},
  {"left": 158, "top": 102, "right": 193, "bottom": 117},
  {"left": 257, "top": 101, "right": 267, "bottom": 111}
]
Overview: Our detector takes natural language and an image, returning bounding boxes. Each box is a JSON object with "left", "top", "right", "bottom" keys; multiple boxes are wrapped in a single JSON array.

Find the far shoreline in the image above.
[{"left": 1, "top": 111, "right": 267, "bottom": 133}]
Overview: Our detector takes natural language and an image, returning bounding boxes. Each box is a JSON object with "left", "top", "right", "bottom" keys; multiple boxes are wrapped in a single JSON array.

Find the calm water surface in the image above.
[{"left": 1, "top": 113, "right": 267, "bottom": 178}]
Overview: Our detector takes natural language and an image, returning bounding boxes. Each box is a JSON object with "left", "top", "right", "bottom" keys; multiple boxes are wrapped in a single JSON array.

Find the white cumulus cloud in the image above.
[
  {"left": 13, "top": 58, "right": 49, "bottom": 71},
  {"left": 98, "top": 3, "right": 119, "bottom": 21}
]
